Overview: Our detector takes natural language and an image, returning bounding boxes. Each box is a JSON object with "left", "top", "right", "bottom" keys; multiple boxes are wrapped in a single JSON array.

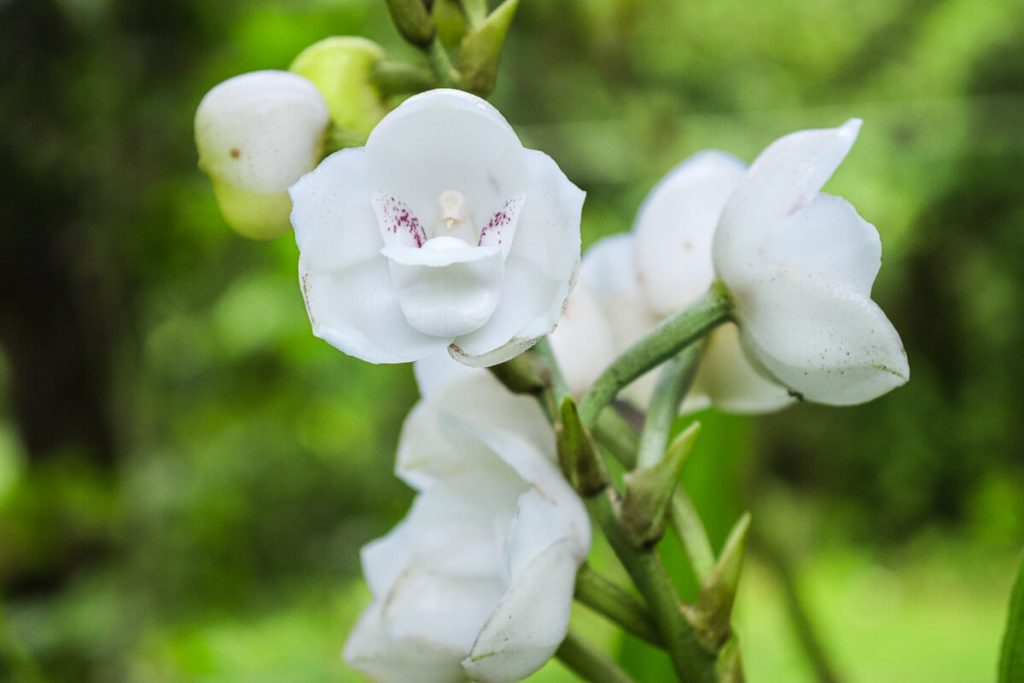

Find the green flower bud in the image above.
[
  {"left": 459, "top": 0, "right": 519, "bottom": 96},
  {"left": 290, "top": 37, "right": 387, "bottom": 141},
  {"left": 195, "top": 70, "right": 329, "bottom": 240}
]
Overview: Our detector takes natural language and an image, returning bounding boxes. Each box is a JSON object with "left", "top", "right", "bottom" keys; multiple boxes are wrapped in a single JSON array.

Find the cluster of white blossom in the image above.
[{"left": 196, "top": 73, "right": 908, "bottom": 682}]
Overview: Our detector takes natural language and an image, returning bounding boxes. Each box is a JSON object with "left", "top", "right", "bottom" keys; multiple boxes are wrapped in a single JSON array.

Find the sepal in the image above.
[{"left": 621, "top": 422, "right": 700, "bottom": 546}]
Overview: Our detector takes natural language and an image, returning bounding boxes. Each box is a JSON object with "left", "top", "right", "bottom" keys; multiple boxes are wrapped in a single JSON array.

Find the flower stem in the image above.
[
  {"left": 670, "top": 492, "right": 716, "bottom": 582},
  {"left": 425, "top": 37, "right": 460, "bottom": 88},
  {"left": 757, "top": 536, "right": 843, "bottom": 683},
  {"left": 594, "top": 408, "right": 717, "bottom": 582},
  {"left": 635, "top": 345, "right": 701, "bottom": 470},
  {"left": 371, "top": 60, "right": 437, "bottom": 95},
  {"left": 587, "top": 491, "right": 719, "bottom": 683},
  {"left": 575, "top": 564, "right": 662, "bottom": 646},
  {"left": 578, "top": 283, "right": 732, "bottom": 428},
  {"left": 556, "top": 630, "right": 637, "bottom": 683}
]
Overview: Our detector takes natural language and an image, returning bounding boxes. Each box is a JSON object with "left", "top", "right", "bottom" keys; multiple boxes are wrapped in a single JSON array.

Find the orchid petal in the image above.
[
  {"left": 734, "top": 268, "right": 909, "bottom": 405},
  {"left": 634, "top": 151, "right": 746, "bottom": 316},
  {"left": 299, "top": 256, "right": 449, "bottom": 363},
  {"left": 196, "top": 70, "right": 328, "bottom": 195},
  {"left": 386, "top": 238, "right": 505, "bottom": 338},
  {"left": 769, "top": 193, "right": 881, "bottom": 295},
  {"left": 548, "top": 283, "right": 617, "bottom": 397},
  {"left": 692, "top": 323, "right": 794, "bottom": 413},
  {"left": 450, "top": 150, "right": 584, "bottom": 367},
  {"left": 344, "top": 603, "right": 466, "bottom": 683},
  {"left": 463, "top": 538, "right": 581, "bottom": 683},
  {"left": 714, "top": 119, "right": 861, "bottom": 283}
]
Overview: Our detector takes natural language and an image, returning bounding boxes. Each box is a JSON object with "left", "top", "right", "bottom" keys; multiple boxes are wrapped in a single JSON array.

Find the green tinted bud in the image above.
[
  {"left": 432, "top": 0, "right": 467, "bottom": 50},
  {"left": 290, "top": 37, "right": 387, "bottom": 141},
  {"left": 384, "top": 0, "right": 435, "bottom": 47},
  {"left": 459, "top": 0, "right": 518, "bottom": 96},
  {"left": 195, "top": 70, "right": 329, "bottom": 240}
]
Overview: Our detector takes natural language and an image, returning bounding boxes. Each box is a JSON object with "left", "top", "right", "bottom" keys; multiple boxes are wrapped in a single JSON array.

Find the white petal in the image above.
[
  {"left": 714, "top": 119, "right": 862, "bottom": 284},
  {"left": 633, "top": 151, "right": 746, "bottom": 316},
  {"left": 478, "top": 194, "right": 526, "bottom": 257},
  {"left": 397, "top": 369, "right": 553, "bottom": 489},
  {"left": 383, "top": 565, "right": 505, "bottom": 652},
  {"left": 769, "top": 193, "right": 881, "bottom": 295},
  {"left": 289, "top": 147, "right": 383, "bottom": 272},
  {"left": 548, "top": 283, "right": 617, "bottom": 397},
  {"left": 456, "top": 425, "right": 591, "bottom": 562},
  {"left": 413, "top": 352, "right": 483, "bottom": 398},
  {"left": 344, "top": 603, "right": 467, "bottom": 683},
  {"left": 449, "top": 150, "right": 584, "bottom": 367},
  {"left": 463, "top": 538, "right": 581, "bottom": 683},
  {"left": 366, "top": 90, "right": 523, "bottom": 227},
  {"left": 691, "top": 323, "right": 794, "bottom": 414},
  {"left": 373, "top": 192, "right": 428, "bottom": 248},
  {"left": 734, "top": 268, "right": 909, "bottom": 405},
  {"left": 386, "top": 238, "right": 505, "bottom": 338},
  {"left": 195, "top": 70, "right": 328, "bottom": 194},
  {"left": 577, "top": 234, "right": 662, "bottom": 407},
  {"left": 299, "top": 255, "right": 450, "bottom": 363}
]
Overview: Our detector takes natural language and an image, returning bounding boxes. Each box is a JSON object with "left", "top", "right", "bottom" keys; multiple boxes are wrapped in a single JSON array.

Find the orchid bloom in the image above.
[
  {"left": 551, "top": 155, "right": 793, "bottom": 413},
  {"left": 290, "top": 89, "right": 584, "bottom": 367},
  {"left": 344, "top": 355, "right": 591, "bottom": 683},
  {"left": 713, "top": 120, "right": 909, "bottom": 405},
  {"left": 195, "top": 70, "right": 329, "bottom": 239},
  {"left": 554, "top": 122, "right": 908, "bottom": 408}
]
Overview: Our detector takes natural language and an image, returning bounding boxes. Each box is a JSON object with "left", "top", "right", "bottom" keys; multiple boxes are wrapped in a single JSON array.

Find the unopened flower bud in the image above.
[
  {"left": 195, "top": 70, "right": 328, "bottom": 239},
  {"left": 290, "top": 37, "right": 387, "bottom": 141}
]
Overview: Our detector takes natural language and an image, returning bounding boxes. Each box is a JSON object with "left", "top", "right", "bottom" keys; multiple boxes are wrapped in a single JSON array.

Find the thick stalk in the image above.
[
  {"left": 575, "top": 564, "right": 662, "bottom": 646},
  {"left": 757, "top": 539, "right": 842, "bottom": 683},
  {"left": 425, "top": 37, "right": 460, "bottom": 87},
  {"left": 595, "top": 407, "right": 716, "bottom": 582},
  {"left": 578, "top": 284, "right": 732, "bottom": 428},
  {"left": 371, "top": 60, "right": 437, "bottom": 95},
  {"left": 587, "top": 491, "right": 719, "bottom": 683},
  {"left": 635, "top": 345, "right": 701, "bottom": 470},
  {"left": 556, "top": 630, "right": 637, "bottom": 683}
]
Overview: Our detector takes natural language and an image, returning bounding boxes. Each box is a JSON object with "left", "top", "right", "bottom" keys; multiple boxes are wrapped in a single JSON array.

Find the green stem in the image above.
[
  {"left": 575, "top": 565, "right": 662, "bottom": 646},
  {"left": 557, "top": 630, "right": 636, "bottom": 683},
  {"left": 636, "top": 345, "right": 701, "bottom": 470},
  {"left": 371, "top": 60, "right": 437, "bottom": 95},
  {"left": 425, "top": 37, "right": 460, "bottom": 88},
  {"left": 594, "top": 407, "right": 717, "bottom": 582},
  {"left": 588, "top": 492, "right": 718, "bottom": 683},
  {"left": 757, "top": 540, "right": 842, "bottom": 683},
  {"left": 670, "top": 493, "right": 716, "bottom": 582},
  {"left": 578, "top": 284, "right": 732, "bottom": 428}
]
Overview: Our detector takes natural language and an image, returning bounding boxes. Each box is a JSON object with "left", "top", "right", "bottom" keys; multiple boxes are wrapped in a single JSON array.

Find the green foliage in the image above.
[
  {"left": 1, "top": 0, "right": 1023, "bottom": 680},
  {"left": 1001, "top": 553, "right": 1024, "bottom": 682}
]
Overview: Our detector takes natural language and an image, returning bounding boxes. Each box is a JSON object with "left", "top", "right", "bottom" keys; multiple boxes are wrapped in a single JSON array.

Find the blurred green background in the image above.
[{"left": 1, "top": 0, "right": 1022, "bottom": 681}]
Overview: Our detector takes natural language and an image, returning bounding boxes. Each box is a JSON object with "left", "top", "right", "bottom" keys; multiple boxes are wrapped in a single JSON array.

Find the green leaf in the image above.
[{"left": 1000, "top": 551, "right": 1024, "bottom": 682}]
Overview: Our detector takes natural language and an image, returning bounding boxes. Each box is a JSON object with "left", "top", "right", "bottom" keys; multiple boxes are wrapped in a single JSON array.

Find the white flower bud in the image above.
[{"left": 195, "top": 70, "right": 329, "bottom": 239}]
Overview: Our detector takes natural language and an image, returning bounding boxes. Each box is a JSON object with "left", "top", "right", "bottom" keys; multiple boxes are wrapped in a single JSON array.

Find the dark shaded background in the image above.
[{"left": 1, "top": 0, "right": 1022, "bottom": 680}]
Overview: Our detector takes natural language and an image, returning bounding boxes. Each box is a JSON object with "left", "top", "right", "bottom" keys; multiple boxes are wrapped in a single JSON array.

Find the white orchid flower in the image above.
[
  {"left": 713, "top": 120, "right": 909, "bottom": 405},
  {"left": 551, "top": 155, "right": 793, "bottom": 413},
  {"left": 344, "top": 356, "right": 591, "bottom": 683},
  {"left": 195, "top": 70, "right": 329, "bottom": 239},
  {"left": 553, "top": 122, "right": 908, "bottom": 409},
  {"left": 290, "top": 89, "right": 585, "bottom": 367}
]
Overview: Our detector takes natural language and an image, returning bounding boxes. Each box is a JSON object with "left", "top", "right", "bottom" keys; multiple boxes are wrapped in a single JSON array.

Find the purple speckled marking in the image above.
[
  {"left": 478, "top": 195, "right": 524, "bottom": 248},
  {"left": 376, "top": 194, "right": 426, "bottom": 247}
]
